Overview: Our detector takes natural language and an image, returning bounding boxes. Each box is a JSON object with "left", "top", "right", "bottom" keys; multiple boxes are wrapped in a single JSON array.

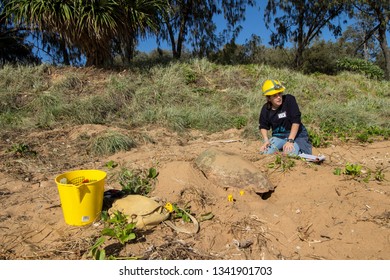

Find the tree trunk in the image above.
[
  {"left": 85, "top": 47, "right": 110, "bottom": 68},
  {"left": 174, "top": 1, "right": 192, "bottom": 59},
  {"left": 123, "top": 38, "right": 135, "bottom": 65},
  {"left": 377, "top": 20, "right": 390, "bottom": 80},
  {"left": 84, "top": 39, "right": 113, "bottom": 68},
  {"left": 369, "top": 0, "right": 390, "bottom": 79},
  {"left": 294, "top": 12, "right": 305, "bottom": 69},
  {"left": 175, "top": 20, "right": 186, "bottom": 59},
  {"left": 384, "top": 47, "right": 390, "bottom": 80},
  {"left": 165, "top": 20, "right": 178, "bottom": 59},
  {"left": 59, "top": 38, "right": 70, "bottom": 66}
]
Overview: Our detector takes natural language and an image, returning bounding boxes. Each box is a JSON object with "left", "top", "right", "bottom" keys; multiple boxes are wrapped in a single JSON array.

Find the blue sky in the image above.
[
  {"left": 137, "top": 4, "right": 389, "bottom": 53},
  {"left": 137, "top": 5, "right": 342, "bottom": 53},
  {"left": 137, "top": 5, "right": 266, "bottom": 52}
]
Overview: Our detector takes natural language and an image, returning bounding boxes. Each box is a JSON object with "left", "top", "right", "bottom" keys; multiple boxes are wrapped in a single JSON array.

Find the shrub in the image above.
[
  {"left": 302, "top": 41, "right": 340, "bottom": 75},
  {"left": 336, "top": 57, "right": 384, "bottom": 80}
]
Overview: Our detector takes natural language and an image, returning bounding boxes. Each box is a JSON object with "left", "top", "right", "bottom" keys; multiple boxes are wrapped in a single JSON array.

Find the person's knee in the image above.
[
  {"left": 288, "top": 143, "right": 300, "bottom": 156},
  {"left": 260, "top": 145, "right": 278, "bottom": 155}
]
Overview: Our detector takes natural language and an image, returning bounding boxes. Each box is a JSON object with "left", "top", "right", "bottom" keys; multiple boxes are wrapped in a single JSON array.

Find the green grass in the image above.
[
  {"left": 0, "top": 59, "right": 389, "bottom": 146},
  {"left": 304, "top": 92, "right": 390, "bottom": 142},
  {"left": 90, "top": 131, "right": 136, "bottom": 156}
]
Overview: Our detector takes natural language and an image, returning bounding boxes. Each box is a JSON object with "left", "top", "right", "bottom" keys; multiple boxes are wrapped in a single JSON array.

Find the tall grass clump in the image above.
[
  {"left": 0, "top": 65, "right": 51, "bottom": 128},
  {"left": 65, "top": 94, "right": 120, "bottom": 125},
  {"left": 29, "top": 92, "right": 63, "bottom": 128},
  {"left": 52, "top": 72, "right": 85, "bottom": 92},
  {"left": 162, "top": 105, "right": 237, "bottom": 132},
  {"left": 0, "top": 88, "right": 25, "bottom": 128},
  {"left": 90, "top": 131, "right": 136, "bottom": 156},
  {"left": 0, "top": 64, "right": 49, "bottom": 93}
]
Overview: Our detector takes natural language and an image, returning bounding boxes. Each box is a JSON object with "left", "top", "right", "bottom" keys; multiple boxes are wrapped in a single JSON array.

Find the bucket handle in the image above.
[{"left": 59, "top": 177, "right": 93, "bottom": 203}]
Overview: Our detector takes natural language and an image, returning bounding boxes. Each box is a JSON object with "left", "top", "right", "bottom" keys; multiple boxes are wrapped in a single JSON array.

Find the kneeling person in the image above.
[{"left": 259, "top": 79, "right": 312, "bottom": 156}]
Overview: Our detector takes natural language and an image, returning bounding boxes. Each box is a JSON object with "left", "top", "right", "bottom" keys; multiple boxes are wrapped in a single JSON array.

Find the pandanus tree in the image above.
[{"left": 4, "top": 0, "right": 165, "bottom": 67}]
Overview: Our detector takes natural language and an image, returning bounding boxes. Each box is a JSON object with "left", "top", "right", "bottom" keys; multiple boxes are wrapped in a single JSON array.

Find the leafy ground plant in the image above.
[
  {"left": 7, "top": 143, "right": 37, "bottom": 157},
  {"left": 308, "top": 129, "right": 331, "bottom": 148},
  {"left": 105, "top": 160, "right": 118, "bottom": 169},
  {"left": 333, "top": 167, "right": 342, "bottom": 176},
  {"left": 119, "top": 167, "right": 158, "bottom": 195},
  {"left": 332, "top": 162, "right": 385, "bottom": 183},
  {"left": 360, "top": 167, "right": 386, "bottom": 183},
  {"left": 171, "top": 203, "right": 193, "bottom": 223},
  {"left": 89, "top": 210, "right": 136, "bottom": 260},
  {"left": 267, "top": 153, "right": 296, "bottom": 172},
  {"left": 333, "top": 163, "right": 362, "bottom": 177},
  {"left": 374, "top": 168, "right": 386, "bottom": 182},
  {"left": 165, "top": 202, "right": 214, "bottom": 224},
  {"left": 343, "top": 162, "right": 362, "bottom": 176}
]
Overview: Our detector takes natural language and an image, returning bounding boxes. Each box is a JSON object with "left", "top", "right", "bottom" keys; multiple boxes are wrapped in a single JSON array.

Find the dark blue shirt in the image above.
[{"left": 259, "top": 94, "right": 303, "bottom": 138}]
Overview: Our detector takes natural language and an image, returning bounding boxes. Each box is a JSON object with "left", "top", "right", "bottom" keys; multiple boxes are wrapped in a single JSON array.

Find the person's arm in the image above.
[
  {"left": 259, "top": 104, "right": 272, "bottom": 153},
  {"left": 288, "top": 123, "right": 300, "bottom": 141},
  {"left": 260, "top": 128, "right": 269, "bottom": 143},
  {"left": 282, "top": 95, "right": 301, "bottom": 154},
  {"left": 283, "top": 123, "right": 300, "bottom": 153},
  {"left": 260, "top": 128, "right": 271, "bottom": 152}
]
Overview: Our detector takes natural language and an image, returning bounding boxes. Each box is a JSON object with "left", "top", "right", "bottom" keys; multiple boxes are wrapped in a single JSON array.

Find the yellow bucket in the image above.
[{"left": 55, "top": 169, "right": 107, "bottom": 226}]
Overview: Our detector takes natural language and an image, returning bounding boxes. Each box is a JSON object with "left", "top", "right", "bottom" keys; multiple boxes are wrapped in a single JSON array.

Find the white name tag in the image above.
[{"left": 278, "top": 112, "right": 287, "bottom": 118}]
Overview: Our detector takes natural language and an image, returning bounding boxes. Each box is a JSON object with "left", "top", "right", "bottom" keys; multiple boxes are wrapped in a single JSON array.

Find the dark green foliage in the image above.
[
  {"left": 302, "top": 41, "right": 342, "bottom": 75},
  {"left": 337, "top": 57, "right": 384, "bottom": 80},
  {"left": 0, "top": 13, "right": 40, "bottom": 66},
  {"left": 232, "top": 116, "right": 248, "bottom": 129},
  {"left": 100, "top": 211, "right": 136, "bottom": 245},
  {"left": 356, "top": 126, "right": 390, "bottom": 143},
  {"left": 89, "top": 210, "right": 137, "bottom": 260}
]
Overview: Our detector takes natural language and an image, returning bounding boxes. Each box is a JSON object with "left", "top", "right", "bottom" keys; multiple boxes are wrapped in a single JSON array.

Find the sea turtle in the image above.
[{"left": 194, "top": 148, "right": 274, "bottom": 194}]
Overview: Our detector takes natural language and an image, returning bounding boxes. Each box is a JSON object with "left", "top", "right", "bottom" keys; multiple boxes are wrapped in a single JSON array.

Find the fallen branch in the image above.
[{"left": 207, "top": 139, "right": 242, "bottom": 144}]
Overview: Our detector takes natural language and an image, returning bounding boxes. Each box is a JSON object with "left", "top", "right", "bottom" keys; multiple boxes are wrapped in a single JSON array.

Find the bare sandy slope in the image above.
[{"left": 0, "top": 125, "right": 389, "bottom": 260}]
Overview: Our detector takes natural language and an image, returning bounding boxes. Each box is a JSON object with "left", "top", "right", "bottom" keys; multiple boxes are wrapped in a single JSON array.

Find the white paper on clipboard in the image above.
[{"left": 299, "top": 153, "right": 326, "bottom": 162}]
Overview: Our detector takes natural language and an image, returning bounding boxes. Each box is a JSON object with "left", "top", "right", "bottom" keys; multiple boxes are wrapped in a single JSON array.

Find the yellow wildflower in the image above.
[
  {"left": 164, "top": 202, "right": 173, "bottom": 212},
  {"left": 227, "top": 194, "right": 234, "bottom": 202}
]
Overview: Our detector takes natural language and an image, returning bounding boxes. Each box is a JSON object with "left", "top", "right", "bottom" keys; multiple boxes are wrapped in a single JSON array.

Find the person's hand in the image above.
[
  {"left": 260, "top": 141, "right": 270, "bottom": 153},
  {"left": 283, "top": 142, "right": 294, "bottom": 154}
]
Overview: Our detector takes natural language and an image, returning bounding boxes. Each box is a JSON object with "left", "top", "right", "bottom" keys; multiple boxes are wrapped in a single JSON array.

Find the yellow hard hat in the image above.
[{"left": 262, "top": 79, "right": 285, "bottom": 96}]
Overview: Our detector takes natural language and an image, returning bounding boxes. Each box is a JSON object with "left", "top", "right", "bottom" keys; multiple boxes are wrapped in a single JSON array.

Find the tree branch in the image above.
[{"left": 354, "top": 23, "right": 380, "bottom": 55}]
